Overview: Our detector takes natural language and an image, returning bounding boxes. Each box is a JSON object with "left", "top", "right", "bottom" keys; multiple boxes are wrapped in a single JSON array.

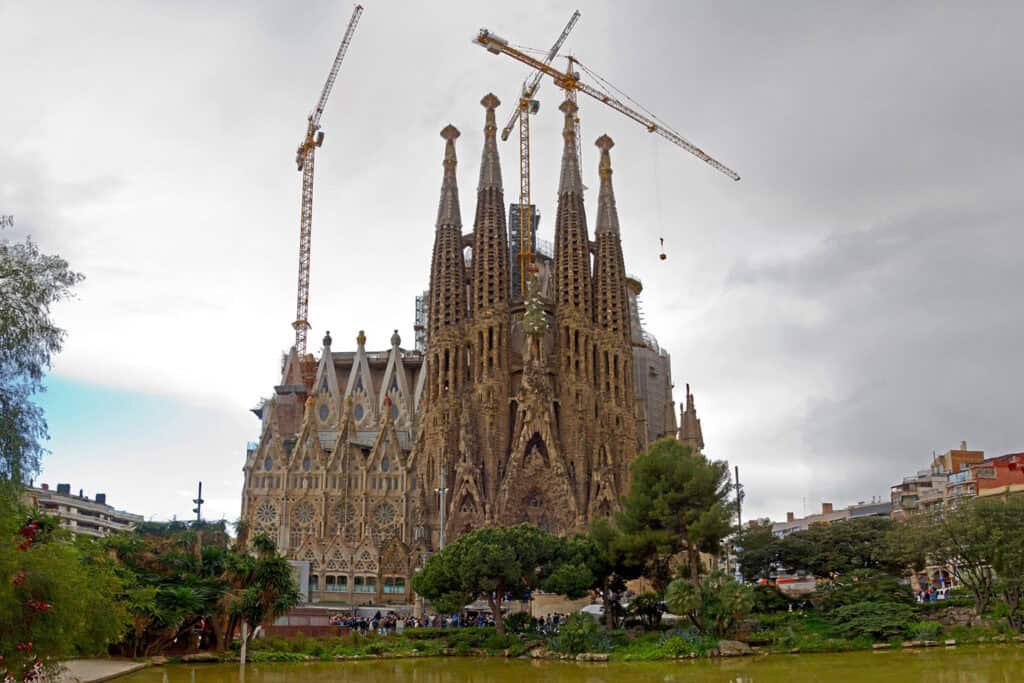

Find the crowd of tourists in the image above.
[
  {"left": 327, "top": 610, "right": 574, "bottom": 636},
  {"left": 327, "top": 610, "right": 499, "bottom": 635}
]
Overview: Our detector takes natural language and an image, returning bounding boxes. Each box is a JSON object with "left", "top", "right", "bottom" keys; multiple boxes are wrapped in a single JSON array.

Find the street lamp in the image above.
[{"left": 435, "top": 465, "right": 449, "bottom": 550}]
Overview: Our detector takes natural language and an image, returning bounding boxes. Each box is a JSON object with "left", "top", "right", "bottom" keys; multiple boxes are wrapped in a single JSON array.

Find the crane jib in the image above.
[{"left": 475, "top": 26, "right": 741, "bottom": 182}]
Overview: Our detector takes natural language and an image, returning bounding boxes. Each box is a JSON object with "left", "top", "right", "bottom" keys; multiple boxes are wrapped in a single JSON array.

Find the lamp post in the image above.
[
  {"left": 435, "top": 466, "right": 449, "bottom": 550},
  {"left": 192, "top": 481, "right": 204, "bottom": 522}
]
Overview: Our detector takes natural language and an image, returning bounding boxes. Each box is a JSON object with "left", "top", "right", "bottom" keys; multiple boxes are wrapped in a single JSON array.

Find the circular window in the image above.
[
  {"left": 294, "top": 502, "right": 315, "bottom": 524},
  {"left": 381, "top": 456, "right": 390, "bottom": 473},
  {"left": 302, "top": 457, "right": 312, "bottom": 472},
  {"left": 373, "top": 503, "right": 397, "bottom": 526},
  {"left": 255, "top": 503, "right": 277, "bottom": 524},
  {"left": 319, "top": 403, "right": 329, "bottom": 421},
  {"left": 390, "top": 403, "right": 399, "bottom": 419},
  {"left": 263, "top": 456, "right": 273, "bottom": 471},
  {"left": 354, "top": 403, "right": 365, "bottom": 421}
]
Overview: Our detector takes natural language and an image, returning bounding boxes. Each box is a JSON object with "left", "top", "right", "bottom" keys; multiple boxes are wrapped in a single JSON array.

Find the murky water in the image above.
[{"left": 120, "top": 646, "right": 1024, "bottom": 683}]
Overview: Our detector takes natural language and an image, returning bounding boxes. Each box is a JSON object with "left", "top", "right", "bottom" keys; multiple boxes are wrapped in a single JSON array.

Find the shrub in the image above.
[
  {"left": 248, "top": 651, "right": 307, "bottom": 662},
  {"left": 629, "top": 592, "right": 664, "bottom": 628},
  {"left": 828, "top": 601, "right": 914, "bottom": 642},
  {"left": 664, "top": 570, "right": 754, "bottom": 637},
  {"left": 751, "top": 584, "right": 793, "bottom": 613},
  {"left": 816, "top": 570, "right": 914, "bottom": 611},
  {"left": 556, "top": 613, "right": 601, "bottom": 654},
  {"left": 910, "top": 620, "right": 943, "bottom": 641},
  {"left": 505, "top": 611, "right": 533, "bottom": 634}
]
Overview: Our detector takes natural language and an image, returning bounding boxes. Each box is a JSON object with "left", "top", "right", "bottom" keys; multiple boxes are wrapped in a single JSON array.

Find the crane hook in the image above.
[{"left": 659, "top": 237, "right": 667, "bottom": 261}]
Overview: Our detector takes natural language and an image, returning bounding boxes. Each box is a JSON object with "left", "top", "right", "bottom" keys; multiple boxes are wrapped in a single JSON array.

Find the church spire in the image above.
[
  {"left": 592, "top": 134, "right": 630, "bottom": 340},
  {"left": 678, "top": 384, "right": 705, "bottom": 454},
  {"left": 470, "top": 94, "right": 510, "bottom": 316},
  {"left": 477, "top": 93, "right": 502, "bottom": 192},
  {"left": 553, "top": 98, "right": 592, "bottom": 318},
  {"left": 558, "top": 99, "right": 584, "bottom": 195},
  {"left": 436, "top": 124, "right": 462, "bottom": 230},
  {"left": 428, "top": 125, "right": 467, "bottom": 336},
  {"left": 427, "top": 125, "right": 467, "bottom": 402},
  {"left": 594, "top": 134, "right": 619, "bottom": 235}
]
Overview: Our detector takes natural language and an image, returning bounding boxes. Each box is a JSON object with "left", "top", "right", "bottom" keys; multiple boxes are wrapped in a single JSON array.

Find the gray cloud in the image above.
[{"left": 3, "top": 1, "right": 1022, "bottom": 521}]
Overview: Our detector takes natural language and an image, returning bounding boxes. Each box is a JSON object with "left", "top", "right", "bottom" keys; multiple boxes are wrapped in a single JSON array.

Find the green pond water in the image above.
[{"left": 119, "top": 646, "right": 1023, "bottom": 683}]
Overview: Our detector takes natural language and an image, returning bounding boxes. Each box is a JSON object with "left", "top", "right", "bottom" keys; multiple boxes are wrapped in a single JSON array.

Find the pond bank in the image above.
[{"left": 56, "top": 659, "right": 148, "bottom": 683}]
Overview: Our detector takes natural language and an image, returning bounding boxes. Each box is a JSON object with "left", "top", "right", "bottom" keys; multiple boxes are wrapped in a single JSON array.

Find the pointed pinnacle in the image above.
[
  {"left": 481, "top": 93, "right": 500, "bottom": 111},
  {"left": 596, "top": 134, "right": 614, "bottom": 179},
  {"left": 559, "top": 99, "right": 578, "bottom": 137}
]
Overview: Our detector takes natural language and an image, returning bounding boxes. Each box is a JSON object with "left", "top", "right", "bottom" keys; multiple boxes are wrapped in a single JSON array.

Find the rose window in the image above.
[
  {"left": 293, "top": 501, "right": 315, "bottom": 526},
  {"left": 373, "top": 503, "right": 397, "bottom": 526},
  {"left": 255, "top": 503, "right": 277, "bottom": 525}
]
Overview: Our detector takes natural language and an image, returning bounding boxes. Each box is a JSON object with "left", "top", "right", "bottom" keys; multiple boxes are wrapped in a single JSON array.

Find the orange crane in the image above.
[
  {"left": 475, "top": 27, "right": 740, "bottom": 281},
  {"left": 491, "top": 11, "right": 580, "bottom": 296},
  {"left": 292, "top": 4, "right": 364, "bottom": 354}
]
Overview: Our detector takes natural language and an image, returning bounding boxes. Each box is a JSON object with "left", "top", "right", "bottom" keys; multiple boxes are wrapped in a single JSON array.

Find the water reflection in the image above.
[{"left": 117, "top": 646, "right": 1024, "bottom": 683}]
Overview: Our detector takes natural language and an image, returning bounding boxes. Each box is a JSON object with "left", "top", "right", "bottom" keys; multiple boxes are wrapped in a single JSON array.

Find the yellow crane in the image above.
[
  {"left": 475, "top": 27, "right": 740, "bottom": 282},
  {"left": 292, "top": 4, "right": 364, "bottom": 354},
  {"left": 490, "top": 12, "right": 581, "bottom": 296}
]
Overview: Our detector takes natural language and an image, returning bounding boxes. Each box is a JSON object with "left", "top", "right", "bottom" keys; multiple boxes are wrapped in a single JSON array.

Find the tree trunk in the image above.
[
  {"left": 687, "top": 542, "right": 702, "bottom": 588},
  {"left": 239, "top": 622, "right": 249, "bottom": 664},
  {"left": 209, "top": 615, "right": 227, "bottom": 652},
  {"left": 602, "top": 578, "right": 615, "bottom": 630},
  {"left": 487, "top": 593, "right": 505, "bottom": 636}
]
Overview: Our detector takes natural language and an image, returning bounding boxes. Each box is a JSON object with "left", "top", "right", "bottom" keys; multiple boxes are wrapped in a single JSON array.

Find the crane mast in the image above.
[
  {"left": 292, "top": 4, "right": 364, "bottom": 354},
  {"left": 487, "top": 12, "right": 581, "bottom": 297},
  {"left": 475, "top": 28, "right": 741, "bottom": 182},
  {"left": 500, "top": 10, "right": 580, "bottom": 142}
]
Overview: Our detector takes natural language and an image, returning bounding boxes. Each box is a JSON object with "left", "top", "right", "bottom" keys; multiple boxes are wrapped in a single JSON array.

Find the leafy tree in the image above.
[
  {"left": 617, "top": 439, "right": 733, "bottom": 587},
  {"left": 228, "top": 534, "right": 301, "bottom": 655},
  {"left": 664, "top": 569, "right": 753, "bottom": 637},
  {"left": 985, "top": 497, "right": 1024, "bottom": 630},
  {"left": 106, "top": 522, "right": 299, "bottom": 655},
  {"left": 0, "top": 233, "right": 82, "bottom": 490},
  {"left": 815, "top": 569, "right": 914, "bottom": 611},
  {"left": 0, "top": 502, "right": 127, "bottom": 681},
  {"left": 828, "top": 601, "right": 914, "bottom": 642},
  {"left": 555, "top": 612, "right": 601, "bottom": 655},
  {"left": 774, "top": 517, "right": 902, "bottom": 579},
  {"left": 750, "top": 584, "right": 793, "bottom": 613},
  {"left": 540, "top": 518, "right": 644, "bottom": 628},
  {"left": 734, "top": 520, "right": 776, "bottom": 582},
  {"left": 927, "top": 501, "right": 999, "bottom": 615},
  {"left": 412, "top": 524, "right": 560, "bottom": 635},
  {"left": 628, "top": 592, "right": 664, "bottom": 628}
]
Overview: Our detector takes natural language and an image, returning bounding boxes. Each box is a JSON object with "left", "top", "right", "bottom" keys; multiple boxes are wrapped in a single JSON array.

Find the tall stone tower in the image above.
[
  {"left": 449, "top": 94, "right": 512, "bottom": 535},
  {"left": 552, "top": 99, "right": 595, "bottom": 520},
  {"left": 590, "top": 134, "right": 638, "bottom": 516},
  {"left": 419, "top": 123, "right": 468, "bottom": 547}
]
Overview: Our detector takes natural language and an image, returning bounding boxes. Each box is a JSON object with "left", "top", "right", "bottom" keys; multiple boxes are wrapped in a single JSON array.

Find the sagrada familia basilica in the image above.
[{"left": 240, "top": 94, "right": 705, "bottom": 604}]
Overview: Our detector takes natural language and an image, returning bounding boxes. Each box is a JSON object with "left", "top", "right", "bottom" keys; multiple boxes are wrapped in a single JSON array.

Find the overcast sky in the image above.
[{"left": 3, "top": 1, "right": 1022, "bottom": 522}]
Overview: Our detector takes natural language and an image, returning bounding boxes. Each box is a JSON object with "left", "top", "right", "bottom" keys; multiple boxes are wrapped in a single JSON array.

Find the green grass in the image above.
[{"left": 608, "top": 629, "right": 717, "bottom": 661}]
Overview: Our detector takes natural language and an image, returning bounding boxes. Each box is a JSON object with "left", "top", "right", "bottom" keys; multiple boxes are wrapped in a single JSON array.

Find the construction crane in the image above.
[
  {"left": 475, "top": 28, "right": 741, "bottom": 218},
  {"left": 291, "top": 4, "right": 364, "bottom": 354},
  {"left": 500, "top": 11, "right": 580, "bottom": 142},
  {"left": 491, "top": 11, "right": 580, "bottom": 297}
]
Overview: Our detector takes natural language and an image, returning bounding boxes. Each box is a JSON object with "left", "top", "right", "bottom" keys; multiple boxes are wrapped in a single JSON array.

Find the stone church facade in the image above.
[{"left": 240, "top": 94, "right": 701, "bottom": 605}]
